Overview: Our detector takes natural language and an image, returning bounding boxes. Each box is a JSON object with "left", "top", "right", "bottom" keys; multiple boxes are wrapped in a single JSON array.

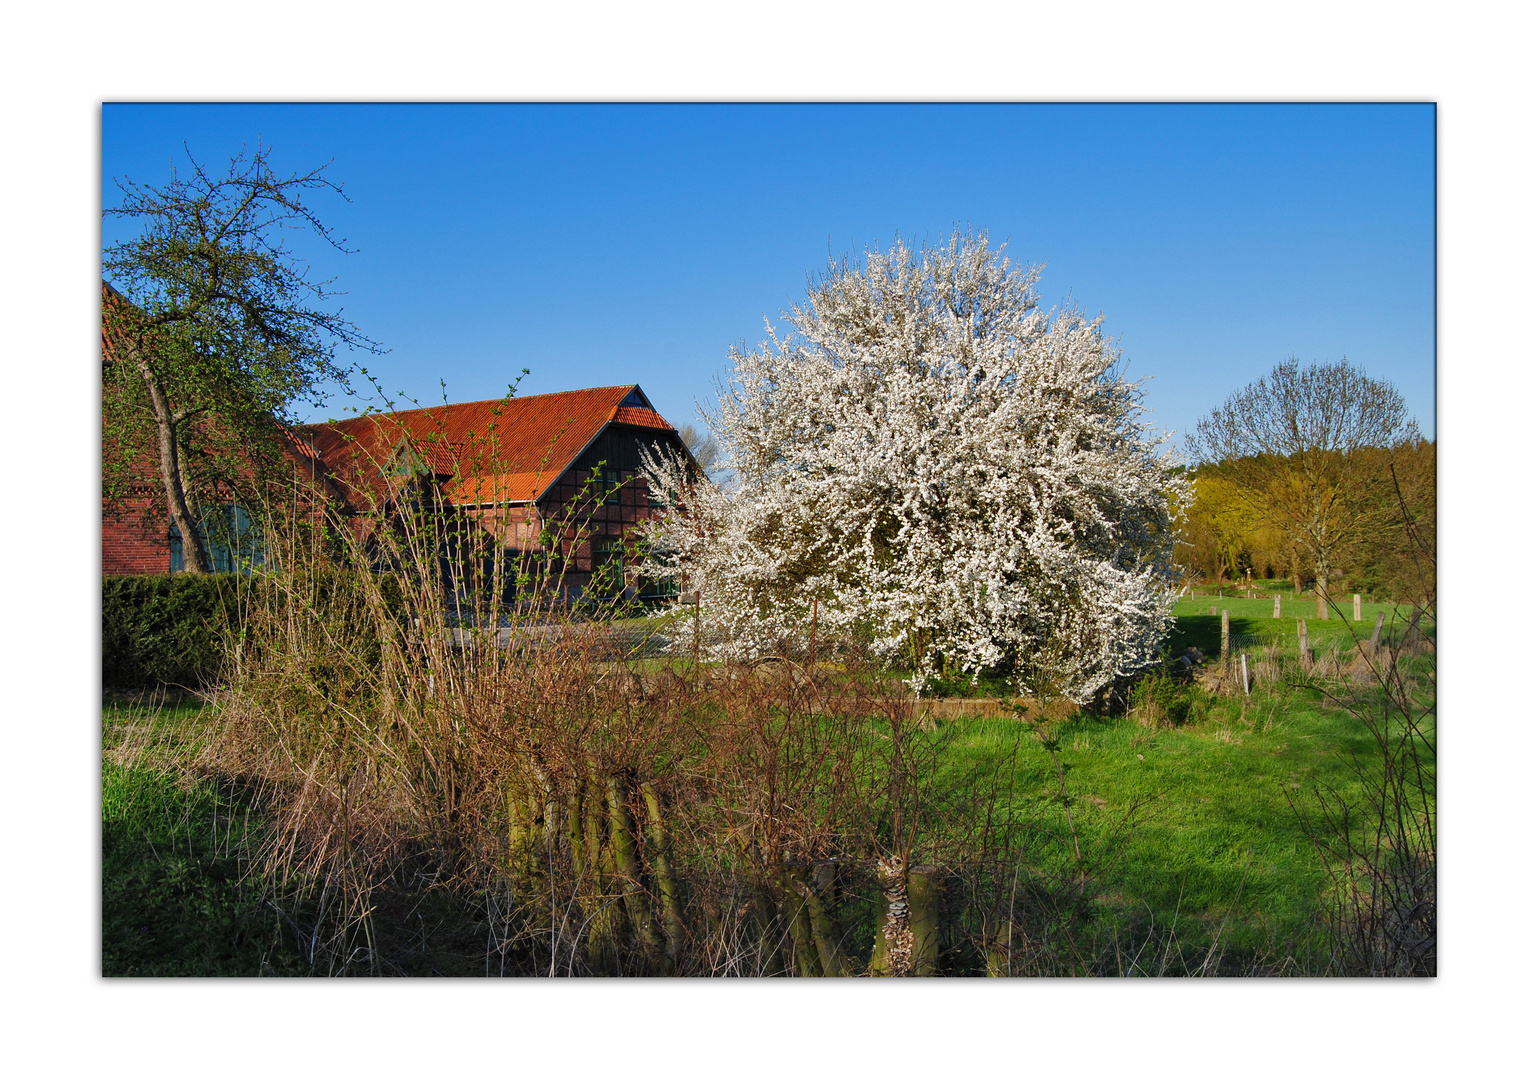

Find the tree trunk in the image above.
[
  {"left": 751, "top": 881, "right": 789, "bottom": 977},
  {"left": 507, "top": 787, "right": 532, "bottom": 880},
  {"left": 640, "top": 781, "right": 686, "bottom": 975},
  {"left": 786, "top": 863, "right": 843, "bottom": 976},
  {"left": 506, "top": 782, "right": 532, "bottom": 877},
  {"left": 908, "top": 866, "right": 943, "bottom": 976},
  {"left": 870, "top": 856, "right": 912, "bottom": 976},
  {"left": 1314, "top": 555, "right": 1330, "bottom": 620},
  {"left": 531, "top": 763, "right": 559, "bottom": 860},
  {"left": 778, "top": 867, "right": 821, "bottom": 977},
  {"left": 128, "top": 339, "right": 209, "bottom": 573},
  {"left": 582, "top": 774, "right": 624, "bottom": 973},
  {"left": 869, "top": 907, "right": 892, "bottom": 975},
  {"left": 567, "top": 787, "right": 586, "bottom": 878},
  {"left": 607, "top": 773, "right": 661, "bottom": 970}
]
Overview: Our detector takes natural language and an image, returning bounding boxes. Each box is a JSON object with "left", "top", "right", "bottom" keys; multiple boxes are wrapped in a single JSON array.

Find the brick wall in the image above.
[{"left": 103, "top": 498, "right": 170, "bottom": 575}]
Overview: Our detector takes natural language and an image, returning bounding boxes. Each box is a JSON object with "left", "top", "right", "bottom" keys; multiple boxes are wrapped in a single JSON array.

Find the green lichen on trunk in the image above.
[
  {"left": 641, "top": 781, "right": 686, "bottom": 975},
  {"left": 607, "top": 772, "right": 661, "bottom": 970}
]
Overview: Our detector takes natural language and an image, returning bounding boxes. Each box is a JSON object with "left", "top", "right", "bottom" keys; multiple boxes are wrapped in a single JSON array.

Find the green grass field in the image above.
[
  {"left": 102, "top": 701, "right": 312, "bottom": 976},
  {"left": 102, "top": 605, "right": 1434, "bottom": 976},
  {"left": 944, "top": 688, "right": 1428, "bottom": 969},
  {"left": 1169, "top": 593, "right": 1432, "bottom": 658}
]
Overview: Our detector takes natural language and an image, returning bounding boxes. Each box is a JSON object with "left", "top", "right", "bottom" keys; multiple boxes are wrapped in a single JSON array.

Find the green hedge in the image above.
[{"left": 103, "top": 575, "right": 248, "bottom": 690}]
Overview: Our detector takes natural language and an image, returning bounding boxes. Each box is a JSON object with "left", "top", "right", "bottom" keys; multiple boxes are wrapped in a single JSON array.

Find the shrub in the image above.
[
  {"left": 1129, "top": 669, "right": 1209, "bottom": 727},
  {"left": 102, "top": 574, "right": 248, "bottom": 690}
]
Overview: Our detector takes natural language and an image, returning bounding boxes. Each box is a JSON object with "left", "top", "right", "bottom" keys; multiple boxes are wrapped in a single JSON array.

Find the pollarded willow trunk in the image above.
[
  {"left": 581, "top": 773, "right": 625, "bottom": 974},
  {"left": 506, "top": 763, "right": 558, "bottom": 883},
  {"left": 778, "top": 867, "right": 822, "bottom": 977},
  {"left": 907, "top": 867, "right": 943, "bottom": 977},
  {"left": 567, "top": 787, "right": 585, "bottom": 880},
  {"left": 751, "top": 879, "right": 789, "bottom": 977},
  {"left": 533, "top": 763, "right": 560, "bottom": 861},
  {"left": 869, "top": 858, "right": 944, "bottom": 976},
  {"left": 506, "top": 783, "right": 533, "bottom": 878},
  {"left": 870, "top": 855, "right": 912, "bottom": 976},
  {"left": 640, "top": 781, "right": 686, "bottom": 975},
  {"left": 805, "top": 863, "right": 845, "bottom": 976},
  {"left": 780, "top": 864, "right": 844, "bottom": 976},
  {"left": 606, "top": 772, "right": 662, "bottom": 971}
]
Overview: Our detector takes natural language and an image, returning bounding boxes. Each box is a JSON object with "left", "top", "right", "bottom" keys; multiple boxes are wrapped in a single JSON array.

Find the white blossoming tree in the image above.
[{"left": 641, "top": 230, "right": 1183, "bottom": 701}]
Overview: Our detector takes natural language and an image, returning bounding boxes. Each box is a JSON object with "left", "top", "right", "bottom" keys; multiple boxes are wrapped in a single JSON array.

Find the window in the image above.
[
  {"left": 601, "top": 467, "right": 624, "bottom": 505},
  {"left": 636, "top": 575, "right": 679, "bottom": 601},
  {"left": 170, "top": 504, "right": 262, "bottom": 574},
  {"left": 591, "top": 535, "right": 625, "bottom": 564},
  {"left": 590, "top": 535, "right": 625, "bottom": 594}
]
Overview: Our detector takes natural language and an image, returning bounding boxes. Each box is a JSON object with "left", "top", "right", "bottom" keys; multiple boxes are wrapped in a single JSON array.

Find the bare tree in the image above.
[
  {"left": 1187, "top": 358, "right": 1418, "bottom": 617},
  {"left": 677, "top": 422, "right": 726, "bottom": 484},
  {"left": 103, "top": 141, "right": 381, "bottom": 572}
]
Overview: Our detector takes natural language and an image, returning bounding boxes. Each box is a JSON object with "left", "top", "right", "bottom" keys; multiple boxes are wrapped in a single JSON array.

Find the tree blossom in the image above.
[{"left": 642, "top": 231, "right": 1184, "bottom": 701}]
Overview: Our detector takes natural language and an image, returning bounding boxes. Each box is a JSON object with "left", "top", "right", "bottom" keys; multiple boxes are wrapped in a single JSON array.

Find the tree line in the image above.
[{"left": 1177, "top": 358, "right": 1433, "bottom": 614}]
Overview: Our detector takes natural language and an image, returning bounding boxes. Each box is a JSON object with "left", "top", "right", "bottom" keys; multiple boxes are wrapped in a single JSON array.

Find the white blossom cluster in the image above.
[{"left": 641, "top": 231, "right": 1184, "bottom": 701}]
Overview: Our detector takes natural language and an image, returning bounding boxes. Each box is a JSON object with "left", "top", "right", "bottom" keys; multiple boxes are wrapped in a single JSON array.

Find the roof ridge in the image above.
[{"left": 320, "top": 384, "right": 640, "bottom": 427}]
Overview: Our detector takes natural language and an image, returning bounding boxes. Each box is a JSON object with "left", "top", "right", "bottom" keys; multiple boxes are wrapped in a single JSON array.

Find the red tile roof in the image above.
[
  {"left": 613, "top": 405, "right": 676, "bottom": 431},
  {"left": 300, "top": 385, "right": 677, "bottom": 507}
]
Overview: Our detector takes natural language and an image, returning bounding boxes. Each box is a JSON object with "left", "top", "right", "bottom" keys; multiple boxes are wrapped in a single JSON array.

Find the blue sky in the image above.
[{"left": 101, "top": 103, "right": 1435, "bottom": 446}]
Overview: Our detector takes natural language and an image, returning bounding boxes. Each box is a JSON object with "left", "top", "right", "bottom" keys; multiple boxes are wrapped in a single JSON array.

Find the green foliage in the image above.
[
  {"left": 1129, "top": 670, "right": 1209, "bottom": 727},
  {"left": 102, "top": 574, "right": 248, "bottom": 689}
]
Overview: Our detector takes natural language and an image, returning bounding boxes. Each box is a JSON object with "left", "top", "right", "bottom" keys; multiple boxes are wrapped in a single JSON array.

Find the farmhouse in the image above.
[{"left": 296, "top": 385, "right": 691, "bottom": 600}]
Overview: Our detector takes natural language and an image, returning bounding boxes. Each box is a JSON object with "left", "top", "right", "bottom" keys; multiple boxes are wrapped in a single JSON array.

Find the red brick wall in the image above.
[{"left": 103, "top": 498, "right": 170, "bottom": 575}]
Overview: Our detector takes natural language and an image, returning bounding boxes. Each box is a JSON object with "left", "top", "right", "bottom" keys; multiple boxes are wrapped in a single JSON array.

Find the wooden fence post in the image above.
[
  {"left": 1298, "top": 620, "right": 1310, "bottom": 667},
  {"left": 1369, "top": 612, "right": 1385, "bottom": 651},
  {"left": 1221, "top": 609, "right": 1230, "bottom": 662},
  {"left": 1273, "top": 594, "right": 1281, "bottom": 619},
  {"left": 1353, "top": 594, "right": 1362, "bottom": 622}
]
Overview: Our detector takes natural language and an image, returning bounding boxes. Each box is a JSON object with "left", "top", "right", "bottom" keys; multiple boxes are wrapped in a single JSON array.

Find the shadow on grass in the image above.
[{"left": 102, "top": 767, "right": 309, "bottom": 976}]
